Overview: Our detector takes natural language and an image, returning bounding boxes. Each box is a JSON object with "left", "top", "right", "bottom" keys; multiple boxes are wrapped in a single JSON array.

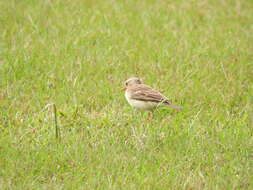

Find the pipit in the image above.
[{"left": 123, "top": 77, "right": 181, "bottom": 111}]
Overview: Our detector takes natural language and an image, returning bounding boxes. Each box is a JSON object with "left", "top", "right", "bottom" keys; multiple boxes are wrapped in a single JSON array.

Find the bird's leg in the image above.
[
  {"left": 133, "top": 108, "right": 140, "bottom": 119},
  {"left": 148, "top": 111, "right": 154, "bottom": 120}
]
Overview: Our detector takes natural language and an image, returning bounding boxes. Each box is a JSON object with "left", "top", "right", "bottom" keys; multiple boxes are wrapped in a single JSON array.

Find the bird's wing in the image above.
[{"left": 129, "top": 84, "right": 170, "bottom": 103}]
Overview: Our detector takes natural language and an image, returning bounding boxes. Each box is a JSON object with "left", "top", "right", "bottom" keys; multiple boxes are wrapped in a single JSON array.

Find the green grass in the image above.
[{"left": 1, "top": 0, "right": 253, "bottom": 189}]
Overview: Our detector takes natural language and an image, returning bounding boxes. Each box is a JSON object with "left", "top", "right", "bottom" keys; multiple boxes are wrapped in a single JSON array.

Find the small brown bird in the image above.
[{"left": 123, "top": 77, "right": 181, "bottom": 111}]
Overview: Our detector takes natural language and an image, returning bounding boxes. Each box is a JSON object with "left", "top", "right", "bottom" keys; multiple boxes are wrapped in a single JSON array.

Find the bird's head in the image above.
[{"left": 123, "top": 77, "right": 142, "bottom": 90}]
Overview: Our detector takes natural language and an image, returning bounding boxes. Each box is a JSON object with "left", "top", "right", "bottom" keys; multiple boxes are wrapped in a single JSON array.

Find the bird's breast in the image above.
[{"left": 125, "top": 90, "right": 157, "bottom": 110}]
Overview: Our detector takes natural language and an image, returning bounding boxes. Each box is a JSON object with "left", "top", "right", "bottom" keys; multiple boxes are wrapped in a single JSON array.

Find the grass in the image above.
[{"left": 0, "top": 0, "right": 253, "bottom": 189}]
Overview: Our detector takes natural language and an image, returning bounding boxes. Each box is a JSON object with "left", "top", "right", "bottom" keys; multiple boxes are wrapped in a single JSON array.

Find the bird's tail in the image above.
[{"left": 164, "top": 103, "right": 181, "bottom": 111}]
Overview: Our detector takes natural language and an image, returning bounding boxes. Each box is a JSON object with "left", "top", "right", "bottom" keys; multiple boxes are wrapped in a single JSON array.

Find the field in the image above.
[{"left": 0, "top": 0, "right": 253, "bottom": 189}]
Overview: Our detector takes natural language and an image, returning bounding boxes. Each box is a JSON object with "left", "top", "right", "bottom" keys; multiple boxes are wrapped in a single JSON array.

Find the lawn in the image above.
[{"left": 0, "top": 0, "right": 252, "bottom": 189}]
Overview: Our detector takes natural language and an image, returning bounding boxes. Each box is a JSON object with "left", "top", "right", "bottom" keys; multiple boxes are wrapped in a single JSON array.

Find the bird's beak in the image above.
[{"left": 122, "top": 87, "right": 126, "bottom": 91}]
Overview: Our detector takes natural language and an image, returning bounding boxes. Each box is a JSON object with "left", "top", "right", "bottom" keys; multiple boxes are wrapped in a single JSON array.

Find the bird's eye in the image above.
[{"left": 125, "top": 82, "right": 128, "bottom": 86}]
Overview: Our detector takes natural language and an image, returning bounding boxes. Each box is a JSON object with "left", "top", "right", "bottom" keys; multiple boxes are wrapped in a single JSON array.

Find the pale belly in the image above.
[{"left": 125, "top": 91, "right": 158, "bottom": 110}]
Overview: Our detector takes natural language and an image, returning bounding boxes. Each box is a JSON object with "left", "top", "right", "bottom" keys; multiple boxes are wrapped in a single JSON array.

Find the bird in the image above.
[{"left": 123, "top": 77, "right": 181, "bottom": 111}]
